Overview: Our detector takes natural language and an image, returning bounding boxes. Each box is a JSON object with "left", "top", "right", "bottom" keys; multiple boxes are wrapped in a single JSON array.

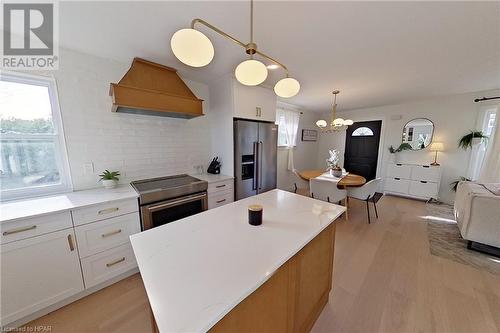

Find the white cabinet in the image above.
[
  {"left": 0, "top": 229, "right": 84, "bottom": 325},
  {"left": 71, "top": 198, "right": 138, "bottom": 226},
  {"left": 384, "top": 163, "right": 441, "bottom": 200},
  {"left": 232, "top": 80, "right": 277, "bottom": 122},
  {"left": 207, "top": 179, "right": 234, "bottom": 209}
]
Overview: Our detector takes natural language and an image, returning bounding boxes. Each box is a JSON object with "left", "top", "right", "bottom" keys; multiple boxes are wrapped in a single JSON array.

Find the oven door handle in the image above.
[{"left": 144, "top": 193, "right": 208, "bottom": 212}]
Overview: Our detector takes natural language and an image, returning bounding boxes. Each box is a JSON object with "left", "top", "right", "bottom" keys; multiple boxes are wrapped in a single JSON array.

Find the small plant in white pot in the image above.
[
  {"left": 326, "top": 149, "right": 343, "bottom": 177},
  {"left": 99, "top": 170, "right": 120, "bottom": 189}
]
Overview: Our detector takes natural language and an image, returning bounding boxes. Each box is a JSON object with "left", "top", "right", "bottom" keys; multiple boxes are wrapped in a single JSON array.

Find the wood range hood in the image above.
[{"left": 109, "top": 58, "right": 204, "bottom": 118}]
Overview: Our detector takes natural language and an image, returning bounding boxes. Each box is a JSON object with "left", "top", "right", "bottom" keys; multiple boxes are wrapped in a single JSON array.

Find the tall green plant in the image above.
[{"left": 458, "top": 131, "right": 488, "bottom": 150}]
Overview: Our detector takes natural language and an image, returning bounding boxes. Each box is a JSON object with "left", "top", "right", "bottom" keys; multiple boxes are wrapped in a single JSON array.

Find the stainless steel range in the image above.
[{"left": 131, "top": 174, "right": 208, "bottom": 230}]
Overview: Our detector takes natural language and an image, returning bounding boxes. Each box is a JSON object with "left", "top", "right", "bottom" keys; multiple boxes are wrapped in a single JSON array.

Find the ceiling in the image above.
[{"left": 58, "top": 1, "right": 500, "bottom": 112}]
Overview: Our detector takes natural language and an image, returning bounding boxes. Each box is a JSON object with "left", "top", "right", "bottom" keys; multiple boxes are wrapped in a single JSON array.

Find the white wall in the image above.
[
  {"left": 277, "top": 110, "right": 319, "bottom": 191},
  {"left": 41, "top": 48, "right": 214, "bottom": 190},
  {"left": 317, "top": 89, "right": 500, "bottom": 204}
]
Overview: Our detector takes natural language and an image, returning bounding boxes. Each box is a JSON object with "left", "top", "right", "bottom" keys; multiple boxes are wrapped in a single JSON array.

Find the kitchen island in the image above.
[{"left": 130, "top": 189, "right": 345, "bottom": 333}]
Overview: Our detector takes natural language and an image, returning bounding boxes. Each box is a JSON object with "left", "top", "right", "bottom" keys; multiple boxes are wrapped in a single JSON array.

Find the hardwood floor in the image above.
[{"left": 23, "top": 195, "right": 500, "bottom": 333}]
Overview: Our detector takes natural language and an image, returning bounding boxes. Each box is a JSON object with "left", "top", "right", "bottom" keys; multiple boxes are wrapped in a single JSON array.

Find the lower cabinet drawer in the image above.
[
  {"left": 208, "top": 191, "right": 234, "bottom": 209},
  {"left": 409, "top": 180, "right": 438, "bottom": 198},
  {"left": 81, "top": 243, "right": 137, "bottom": 289},
  {"left": 75, "top": 212, "right": 140, "bottom": 258},
  {"left": 207, "top": 180, "right": 234, "bottom": 194},
  {"left": 384, "top": 177, "right": 410, "bottom": 194}
]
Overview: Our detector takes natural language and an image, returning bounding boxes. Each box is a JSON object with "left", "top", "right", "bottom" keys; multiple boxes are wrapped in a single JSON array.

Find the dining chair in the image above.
[
  {"left": 310, "top": 177, "right": 348, "bottom": 218},
  {"left": 292, "top": 169, "right": 310, "bottom": 196},
  {"left": 347, "top": 178, "right": 382, "bottom": 224}
]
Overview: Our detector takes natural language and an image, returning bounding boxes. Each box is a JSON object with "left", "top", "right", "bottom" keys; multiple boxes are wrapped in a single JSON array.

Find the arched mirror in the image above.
[{"left": 402, "top": 118, "right": 434, "bottom": 150}]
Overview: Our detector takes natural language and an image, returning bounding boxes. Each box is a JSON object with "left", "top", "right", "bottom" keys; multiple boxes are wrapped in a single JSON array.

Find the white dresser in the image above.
[{"left": 384, "top": 163, "right": 441, "bottom": 200}]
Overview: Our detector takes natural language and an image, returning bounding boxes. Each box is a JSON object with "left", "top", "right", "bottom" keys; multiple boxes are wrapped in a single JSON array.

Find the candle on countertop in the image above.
[{"left": 248, "top": 204, "right": 263, "bottom": 226}]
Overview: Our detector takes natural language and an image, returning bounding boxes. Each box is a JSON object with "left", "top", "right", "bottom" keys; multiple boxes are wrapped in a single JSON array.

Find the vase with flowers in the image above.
[{"left": 326, "top": 149, "right": 343, "bottom": 177}]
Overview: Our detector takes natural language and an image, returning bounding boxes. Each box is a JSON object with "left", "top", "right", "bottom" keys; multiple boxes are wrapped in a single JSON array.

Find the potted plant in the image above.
[
  {"left": 326, "top": 149, "right": 342, "bottom": 177},
  {"left": 388, "top": 143, "right": 413, "bottom": 163},
  {"left": 99, "top": 170, "right": 120, "bottom": 189},
  {"left": 458, "top": 131, "right": 488, "bottom": 150}
]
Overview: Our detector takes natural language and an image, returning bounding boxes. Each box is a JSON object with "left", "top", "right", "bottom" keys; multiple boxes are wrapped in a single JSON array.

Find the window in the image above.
[
  {"left": 1, "top": 72, "right": 72, "bottom": 200},
  {"left": 468, "top": 105, "right": 498, "bottom": 180},
  {"left": 275, "top": 108, "right": 300, "bottom": 147},
  {"left": 352, "top": 127, "right": 374, "bottom": 137}
]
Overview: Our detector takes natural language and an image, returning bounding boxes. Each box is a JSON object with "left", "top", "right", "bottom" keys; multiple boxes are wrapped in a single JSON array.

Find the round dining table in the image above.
[
  {"left": 297, "top": 170, "right": 366, "bottom": 221},
  {"left": 298, "top": 170, "right": 366, "bottom": 188}
]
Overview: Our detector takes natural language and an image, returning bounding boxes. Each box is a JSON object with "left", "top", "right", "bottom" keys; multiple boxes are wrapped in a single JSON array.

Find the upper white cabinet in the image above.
[
  {"left": 1, "top": 229, "right": 84, "bottom": 325},
  {"left": 232, "top": 80, "right": 277, "bottom": 122}
]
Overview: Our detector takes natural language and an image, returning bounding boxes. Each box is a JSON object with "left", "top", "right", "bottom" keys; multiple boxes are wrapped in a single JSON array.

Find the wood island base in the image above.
[{"left": 149, "top": 223, "right": 335, "bottom": 333}]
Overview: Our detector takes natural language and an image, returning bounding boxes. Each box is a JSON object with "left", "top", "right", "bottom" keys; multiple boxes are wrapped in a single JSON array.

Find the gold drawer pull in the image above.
[
  {"left": 216, "top": 199, "right": 226, "bottom": 203},
  {"left": 101, "top": 229, "right": 122, "bottom": 238},
  {"left": 215, "top": 184, "right": 226, "bottom": 188},
  {"left": 3, "top": 225, "right": 37, "bottom": 236},
  {"left": 98, "top": 207, "right": 119, "bottom": 215},
  {"left": 68, "top": 234, "right": 75, "bottom": 251},
  {"left": 106, "top": 257, "right": 125, "bottom": 267}
]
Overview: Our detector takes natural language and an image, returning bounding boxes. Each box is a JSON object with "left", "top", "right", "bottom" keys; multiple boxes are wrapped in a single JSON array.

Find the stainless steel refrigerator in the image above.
[{"left": 234, "top": 119, "right": 278, "bottom": 200}]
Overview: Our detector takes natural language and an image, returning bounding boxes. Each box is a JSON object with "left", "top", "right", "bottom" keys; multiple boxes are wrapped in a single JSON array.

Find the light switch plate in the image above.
[{"left": 83, "top": 162, "right": 94, "bottom": 175}]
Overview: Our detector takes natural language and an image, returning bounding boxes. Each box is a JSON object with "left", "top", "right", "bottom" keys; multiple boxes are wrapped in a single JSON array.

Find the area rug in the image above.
[{"left": 425, "top": 202, "right": 500, "bottom": 276}]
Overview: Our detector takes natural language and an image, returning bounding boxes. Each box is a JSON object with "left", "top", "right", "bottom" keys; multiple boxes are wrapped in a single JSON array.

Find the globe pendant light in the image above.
[
  {"left": 235, "top": 59, "right": 268, "bottom": 86},
  {"left": 170, "top": 0, "right": 300, "bottom": 98},
  {"left": 170, "top": 29, "right": 214, "bottom": 67},
  {"left": 316, "top": 90, "right": 353, "bottom": 132},
  {"left": 274, "top": 77, "right": 300, "bottom": 98}
]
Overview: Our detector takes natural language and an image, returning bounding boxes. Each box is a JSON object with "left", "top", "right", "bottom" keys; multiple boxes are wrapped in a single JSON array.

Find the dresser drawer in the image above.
[
  {"left": 72, "top": 199, "right": 138, "bottom": 226},
  {"left": 1, "top": 212, "right": 72, "bottom": 245},
  {"left": 75, "top": 212, "right": 140, "bottom": 258},
  {"left": 385, "top": 178, "right": 410, "bottom": 194},
  {"left": 387, "top": 164, "right": 412, "bottom": 179},
  {"left": 409, "top": 180, "right": 438, "bottom": 199},
  {"left": 208, "top": 191, "right": 234, "bottom": 209},
  {"left": 207, "top": 180, "right": 233, "bottom": 194},
  {"left": 410, "top": 165, "right": 440, "bottom": 182},
  {"left": 81, "top": 243, "right": 137, "bottom": 289}
]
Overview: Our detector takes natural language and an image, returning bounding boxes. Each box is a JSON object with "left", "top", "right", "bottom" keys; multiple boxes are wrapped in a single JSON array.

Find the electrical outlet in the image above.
[{"left": 83, "top": 162, "right": 94, "bottom": 175}]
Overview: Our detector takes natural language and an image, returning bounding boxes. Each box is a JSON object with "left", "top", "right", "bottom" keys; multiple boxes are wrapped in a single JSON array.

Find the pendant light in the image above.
[
  {"left": 316, "top": 91, "right": 353, "bottom": 132},
  {"left": 170, "top": 0, "right": 300, "bottom": 97}
]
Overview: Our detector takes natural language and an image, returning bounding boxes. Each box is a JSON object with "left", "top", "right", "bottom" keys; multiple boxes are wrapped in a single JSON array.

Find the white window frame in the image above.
[{"left": 1, "top": 71, "right": 72, "bottom": 201}]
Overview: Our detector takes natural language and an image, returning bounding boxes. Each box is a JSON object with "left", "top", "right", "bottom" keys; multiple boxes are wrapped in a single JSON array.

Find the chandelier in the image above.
[
  {"left": 316, "top": 90, "right": 353, "bottom": 132},
  {"left": 170, "top": 0, "right": 300, "bottom": 98}
]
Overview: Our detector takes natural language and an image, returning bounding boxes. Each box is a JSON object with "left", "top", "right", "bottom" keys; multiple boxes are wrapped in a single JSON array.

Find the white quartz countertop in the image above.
[
  {"left": 0, "top": 185, "right": 138, "bottom": 223},
  {"left": 189, "top": 173, "right": 233, "bottom": 183},
  {"left": 130, "top": 189, "right": 345, "bottom": 333}
]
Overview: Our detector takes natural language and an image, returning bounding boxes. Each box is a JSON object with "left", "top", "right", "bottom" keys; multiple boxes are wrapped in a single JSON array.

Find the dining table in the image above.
[{"left": 297, "top": 170, "right": 367, "bottom": 221}]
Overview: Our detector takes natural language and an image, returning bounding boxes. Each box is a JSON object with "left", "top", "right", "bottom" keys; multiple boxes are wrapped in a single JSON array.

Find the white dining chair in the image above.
[
  {"left": 347, "top": 178, "right": 382, "bottom": 224},
  {"left": 292, "top": 169, "right": 310, "bottom": 196},
  {"left": 310, "top": 177, "right": 348, "bottom": 218}
]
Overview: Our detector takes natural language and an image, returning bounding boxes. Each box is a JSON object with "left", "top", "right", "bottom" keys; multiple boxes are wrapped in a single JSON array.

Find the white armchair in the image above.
[
  {"left": 454, "top": 181, "right": 500, "bottom": 250},
  {"left": 347, "top": 178, "right": 382, "bottom": 224}
]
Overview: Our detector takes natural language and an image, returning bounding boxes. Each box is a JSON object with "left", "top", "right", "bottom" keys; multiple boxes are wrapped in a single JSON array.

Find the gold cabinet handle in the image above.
[
  {"left": 215, "top": 184, "right": 226, "bottom": 188},
  {"left": 2, "top": 225, "right": 37, "bottom": 236},
  {"left": 106, "top": 257, "right": 125, "bottom": 267},
  {"left": 101, "top": 229, "right": 122, "bottom": 238},
  {"left": 98, "top": 207, "right": 119, "bottom": 215},
  {"left": 216, "top": 199, "right": 226, "bottom": 203},
  {"left": 67, "top": 234, "right": 75, "bottom": 251}
]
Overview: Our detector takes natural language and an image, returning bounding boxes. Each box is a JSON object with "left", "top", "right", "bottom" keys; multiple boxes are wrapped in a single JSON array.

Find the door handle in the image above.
[
  {"left": 98, "top": 207, "right": 119, "bottom": 215},
  {"left": 258, "top": 141, "right": 263, "bottom": 190},
  {"left": 67, "top": 234, "right": 75, "bottom": 251},
  {"left": 106, "top": 257, "right": 125, "bottom": 267},
  {"left": 216, "top": 199, "right": 226, "bottom": 203},
  {"left": 253, "top": 141, "right": 258, "bottom": 191},
  {"left": 101, "top": 229, "right": 122, "bottom": 238},
  {"left": 215, "top": 184, "right": 226, "bottom": 188},
  {"left": 420, "top": 181, "right": 428, "bottom": 184}
]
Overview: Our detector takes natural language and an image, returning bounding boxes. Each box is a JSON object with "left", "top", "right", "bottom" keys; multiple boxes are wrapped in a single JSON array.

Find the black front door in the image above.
[{"left": 344, "top": 120, "right": 382, "bottom": 181}]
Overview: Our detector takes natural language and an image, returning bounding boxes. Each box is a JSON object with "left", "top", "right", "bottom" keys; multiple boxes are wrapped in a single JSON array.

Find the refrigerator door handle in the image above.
[
  {"left": 258, "top": 141, "right": 263, "bottom": 190},
  {"left": 253, "top": 141, "right": 258, "bottom": 191}
]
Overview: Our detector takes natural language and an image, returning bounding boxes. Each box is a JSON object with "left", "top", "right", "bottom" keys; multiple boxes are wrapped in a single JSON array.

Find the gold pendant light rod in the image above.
[
  {"left": 173, "top": 0, "right": 299, "bottom": 97},
  {"left": 190, "top": 18, "right": 288, "bottom": 75}
]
